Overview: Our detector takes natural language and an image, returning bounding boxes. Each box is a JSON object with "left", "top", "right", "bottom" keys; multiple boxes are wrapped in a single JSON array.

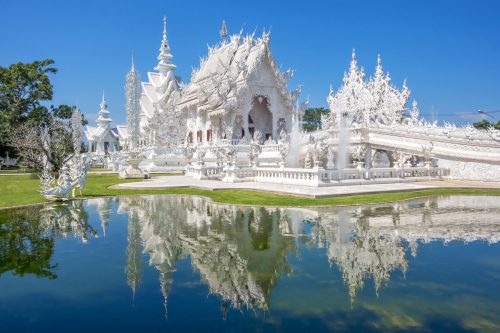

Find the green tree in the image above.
[
  {"left": 9, "top": 104, "right": 87, "bottom": 170},
  {"left": 472, "top": 119, "right": 493, "bottom": 130},
  {"left": 302, "top": 107, "right": 329, "bottom": 132},
  {"left": 0, "top": 207, "right": 57, "bottom": 279},
  {"left": 0, "top": 59, "right": 57, "bottom": 154},
  {"left": 472, "top": 119, "right": 500, "bottom": 130},
  {"left": 0, "top": 60, "right": 87, "bottom": 169}
]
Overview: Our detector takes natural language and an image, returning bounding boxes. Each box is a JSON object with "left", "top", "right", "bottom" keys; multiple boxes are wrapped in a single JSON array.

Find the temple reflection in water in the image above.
[
  {"left": 90, "top": 194, "right": 500, "bottom": 316},
  {"left": 2, "top": 195, "right": 499, "bottom": 330}
]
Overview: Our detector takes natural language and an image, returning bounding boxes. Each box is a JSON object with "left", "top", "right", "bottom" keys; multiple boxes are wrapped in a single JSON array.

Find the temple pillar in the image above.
[
  {"left": 271, "top": 111, "right": 276, "bottom": 140},
  {"left": 387, "top": 150, "right": 396, "bottom": 167},
  {"left": 365, "top": 146, "right": 373, "bottom": 169},
  {"left": 243, "top": 110, "right": 250, "bottom": 139}
]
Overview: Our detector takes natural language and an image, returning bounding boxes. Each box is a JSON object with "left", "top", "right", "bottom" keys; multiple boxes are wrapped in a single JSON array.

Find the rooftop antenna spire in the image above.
[{"left": 220, "top": 19, "right": 227, "bottom": 40}]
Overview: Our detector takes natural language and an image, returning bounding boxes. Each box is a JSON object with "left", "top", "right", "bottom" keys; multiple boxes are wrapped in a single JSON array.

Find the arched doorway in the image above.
[{"left": 249, "top": 95, "right": 272, "bottom": 139}]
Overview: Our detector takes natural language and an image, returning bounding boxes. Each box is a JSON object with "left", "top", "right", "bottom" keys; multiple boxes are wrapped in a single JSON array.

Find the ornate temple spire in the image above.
[
  {"left": 350, "top": 48, "right": 358, "bottom": 72},
  {"left": 153, "top": 16, "right": 179, "bottom": 107},
  {"left": 155, "top": 16, "right": 176, "bottom": 76},
  {"left": 96, "top": 92, "right": 112, "bottom": 127},
  {"left": 346, "top": 48, "right": 364, "bottom": 84},
  {"left": 131, "top": 51, "right": 136, "bottom": 72},
  {"left": 375, "top": 53, "right": 383, "bottom": 77},
  {"left": 220, "top": 20, "right": 228, "bottom": 40},
  {"left": 71, "top": 107, "right": 82, "bottom": 155},
  {"left": 125, "top": 53, "right": 141, "bottom": 149},
  {"left": 327, "top": 85, "right": 335, "bottom": 107}
]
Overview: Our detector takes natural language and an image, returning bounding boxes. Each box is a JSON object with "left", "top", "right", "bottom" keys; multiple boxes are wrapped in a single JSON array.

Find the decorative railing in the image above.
[
  {"left": 252, "top": 166, "right": 448, "bottom": 186},
  {"left": 220, "top": 139, "right": 242, "bottom": 146},
  {"left": 185, "top": 164, "right": 224, "bottom": 179}
]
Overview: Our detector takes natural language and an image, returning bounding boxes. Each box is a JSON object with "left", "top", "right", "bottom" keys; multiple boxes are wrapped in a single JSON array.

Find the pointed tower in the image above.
[
  {"left": 155, "top": 16, "right": 179, "bottom": 98},
  {"left": 96, "top": 93, "right": 112, "bottom": 128},
  {"left": 375, "top": 54, "right": 383, "bottom": 78},
  {"left": 349, "top": 48, "right": 358, "bottom": 74},
  {"left": 125, "top": 54, "right": 141, "bottom": 150},
  {"left": 220, "top": 20, "right": 228, "bottom": 41},
  {"left": 71, "top": 107, "right": 83, "bottom": 155}
]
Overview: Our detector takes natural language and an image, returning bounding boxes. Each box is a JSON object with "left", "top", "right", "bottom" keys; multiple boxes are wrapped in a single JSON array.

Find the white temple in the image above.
[
  {"left": 84, "top": 94, "right": 120, "bottom": 155},
  {"left": 85, "top": 17, "right": 500, "bottom": 183},
  {"left": 127, "top": 17, "right": 302, "bottom": 148}
]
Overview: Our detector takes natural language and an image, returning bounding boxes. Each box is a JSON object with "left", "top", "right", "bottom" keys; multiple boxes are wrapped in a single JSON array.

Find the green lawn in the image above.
[
  {"left": 0, "top": 173, "right": 500, "bottom": 209},
  {"left": 0, "top": 169, "right": 35, "bottom": 175}
]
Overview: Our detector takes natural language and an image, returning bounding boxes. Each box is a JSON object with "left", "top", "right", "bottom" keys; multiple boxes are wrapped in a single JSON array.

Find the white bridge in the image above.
[
  {"left": 180, "top": 121, "right": 500, "bottom": 186},
  {"left": 357, "top": 124, "right": 500, "bottom": 181}
]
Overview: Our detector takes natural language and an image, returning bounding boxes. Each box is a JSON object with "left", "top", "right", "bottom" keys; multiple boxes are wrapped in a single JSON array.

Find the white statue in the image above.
[
  {"left": 40, "top": 154, "right": 91, "bottom": 201},
  {"left": 1, "top": 152, "right": 19, "bottom": 168}
]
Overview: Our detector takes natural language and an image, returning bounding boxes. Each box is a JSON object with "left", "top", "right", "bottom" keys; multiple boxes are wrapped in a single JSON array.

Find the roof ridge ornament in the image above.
[{"left": 220, "top": 20, "right": 228, "bottom": 41}]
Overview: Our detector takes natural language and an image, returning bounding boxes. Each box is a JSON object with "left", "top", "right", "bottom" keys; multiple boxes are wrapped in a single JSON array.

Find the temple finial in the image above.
[
  {"left": 156, "top": 16, "right": 176, "bottom": 75},
  {"left": 220, "top": 20, "right": 227, "bottom": 40},
  {"left": 161, "top": 16, "right": 169, "bottom": 50},
  {"left": 100, "top": 90, "right": 107, "bottom": 110},
  {"left": 349, "top": 48, "right": 358, "bottom": 72},
  {"left": 97, "top": 90, "right": 112, "bottom": 127}
]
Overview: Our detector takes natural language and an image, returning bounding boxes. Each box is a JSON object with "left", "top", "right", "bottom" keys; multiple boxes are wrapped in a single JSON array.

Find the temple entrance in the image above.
[
  {"left": 104, "top": 142, "right": 109, "bottom": 155},
  {"left": 249, "top": 119, "right": 255, "bottom": 137},
  {"left": 249, "top": 95, "right": 272, "bottom": 139}
]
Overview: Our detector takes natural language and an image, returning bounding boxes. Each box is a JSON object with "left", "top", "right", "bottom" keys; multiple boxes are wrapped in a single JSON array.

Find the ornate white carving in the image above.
[
  {"left": 441, "top": 159, "right": 500, "bottom": 182},
  {"left": 40, "top": 154, "right": 90, "bottom": 201}
]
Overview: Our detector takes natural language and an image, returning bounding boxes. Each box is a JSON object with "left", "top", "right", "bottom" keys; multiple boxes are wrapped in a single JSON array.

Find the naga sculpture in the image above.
[{"left": 39, "top": 155, "right": 90, "bottom": 202}]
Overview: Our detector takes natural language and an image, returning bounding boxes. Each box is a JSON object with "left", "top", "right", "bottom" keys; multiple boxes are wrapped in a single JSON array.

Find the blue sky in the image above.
[{"left": 1, "top": 0, "right": 499, "bottom": 125}]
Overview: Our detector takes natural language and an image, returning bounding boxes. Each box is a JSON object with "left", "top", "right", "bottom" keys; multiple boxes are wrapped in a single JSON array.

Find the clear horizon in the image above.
[{"left": 1, "top": 0, "right": 499, "bottom": 125}]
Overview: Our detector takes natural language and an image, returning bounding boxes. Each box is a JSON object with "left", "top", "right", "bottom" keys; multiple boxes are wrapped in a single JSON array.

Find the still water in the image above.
[{"left": 0, "top": 195, "right": 499, "bottom": 332}]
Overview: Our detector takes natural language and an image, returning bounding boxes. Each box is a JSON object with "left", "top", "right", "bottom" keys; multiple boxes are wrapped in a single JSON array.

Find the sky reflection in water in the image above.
[{"left": 0, "top": 195, "right": 499, "bottom": 333}]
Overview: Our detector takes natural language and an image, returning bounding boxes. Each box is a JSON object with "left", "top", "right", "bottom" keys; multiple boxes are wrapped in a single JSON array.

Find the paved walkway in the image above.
[
  {"left": 113, "top": 175, "right": 444, "bottom": 198},
  {"left": 419, "top": 180, "right": 500, "bottom": 189}
]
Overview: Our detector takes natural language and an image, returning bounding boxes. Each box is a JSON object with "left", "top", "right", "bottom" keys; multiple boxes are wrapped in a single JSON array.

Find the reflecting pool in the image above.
[{"left": 1, "top": 195, "right": 499, "bottom": 332}]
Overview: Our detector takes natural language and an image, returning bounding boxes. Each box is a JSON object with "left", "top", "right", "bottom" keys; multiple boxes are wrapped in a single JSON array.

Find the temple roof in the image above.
[
  {"left": 191, "top": 33, "right": 266, "bottom": 83},
  {"left": 116, "top": 125, "right": 129, "bottom": 140},
  {"left": 178, "top": 30, "right": 298, "bottom": 113},
  {"left": 84, "top": 125, "right": 119, "bottom": 141}
]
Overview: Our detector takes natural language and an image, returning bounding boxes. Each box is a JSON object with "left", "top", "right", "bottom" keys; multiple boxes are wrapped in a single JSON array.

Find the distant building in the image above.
[{"left": 84, "top": 94, "right": 120, "bottom": 155}]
